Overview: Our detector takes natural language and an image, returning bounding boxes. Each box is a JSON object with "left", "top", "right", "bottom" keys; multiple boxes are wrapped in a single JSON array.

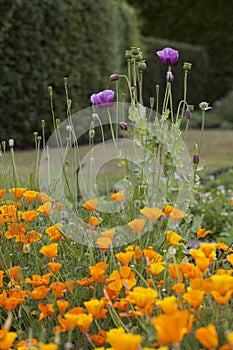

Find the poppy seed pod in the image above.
[
  {"left": 131, "top": 47, "right": 140, "bottom": 55},
  {"left": 183, "top": 62, "right": 192, "bottom": 71},
  {"left": 193, "top": 154, "right": 200, "bottom": 164},
  {"left": 125, "top": 50, "right": 133, "bottom": 59},
  {"left": 138, "top": 61, "right": 147, "bottom": 71}
]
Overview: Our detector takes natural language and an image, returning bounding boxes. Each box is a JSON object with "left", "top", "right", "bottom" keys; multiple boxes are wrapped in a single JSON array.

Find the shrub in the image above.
[
  {"left": 127, "top": 0, "right": 233, "bottom": 103},
  {"left": 141, "top": 36, "right": 209, "bottom": 111},
  {"left": 0, "top": 0, "right": 140, "bottom": 148}
]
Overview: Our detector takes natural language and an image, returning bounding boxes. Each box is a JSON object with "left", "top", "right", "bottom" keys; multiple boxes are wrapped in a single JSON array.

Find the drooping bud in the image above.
[
  {"left": 119, "top": 122, "right": 128, "bottom": 131},
  {"left": 185, "top": 109, "right": 191, "bottom": 119},
  {"left": 183, "top": 62, "right": 192, "bottom": 71},
  {"left": 193, "top": 154, "right": 200, "bottom": 164},
  {"left": 110, "top": 73, "right": 120, "bottom": 82},
  {"left": 166, "top": 71, "right": 174, "bottom": 83}
]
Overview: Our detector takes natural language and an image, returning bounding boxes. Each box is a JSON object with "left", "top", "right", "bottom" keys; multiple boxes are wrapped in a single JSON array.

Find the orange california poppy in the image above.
[
  {"left": 87, "top": 216, "right": 102, "bottom": 227},
  {"left": 9, "top": 187, "right": 27, "bottom": 199},
  {"left": 37, "top": 202, "right": 52, "bottom": 216},
  {"left": 156, "top": 296, "right": 178, "bottom": 314},
  {"left": 47, "top": 262, "right": 62, "bottom": 274},
  {"left": 82, "top": 199, "right": 98, "bottom": 211},
  {"left": 76, "top": 313, "right": 93, "bottom": 332},
  {"left": 195, "top": 324, "right": 219, "bottom": 349},
  {"left": 25, "top": 273, "right": 52, "bottom": 287},
  {"left": 183, "top": 289, "right": 205, "bottom": 308},
  {"left": 45, "top": 224, "right": 63, "bottom": 241},
  {"left": 0, "top": 329, "right": 17, "bottom": 349},
  {"left": 38, "top": 192, "right": 54, "bottom": 203},
  {"left": 107, "top": 327, "right": 142, "bottom": 350},
  {"left": 197, "top": 226, "right": 211, "bottom": 238},
  {"left": 227, "top": 254, "right": 233, "bottom": 266},
  {"left": 50, "top": 281, "right": 66, "bottom": 298},
  {"left": 90, "top": 330, "right": 107, "bottom": 347},
  {"left": 38, "top": 303, "right": 54, "bottom": 322},
  {"left": 151, "top": 310, "right": 193, "bottom": 345},
  {"left": 140, "top": 207, "right": 164, "bottom": 222},
  {"left": 89, "top": 262, "right": 108, "bottom": 284},
  {"left": 165, "top": 231, "right": 184, "bottom": 246},
  {"left": 128, "top": 218, "right": 145, "bottom": 234},
  {"left": 128, "top": 286, "right": 158, "bottom": 316},
  {"left": 22, "top": 190, "right": 38, "bottom": 204},
  {"left": 111, "top": 191, "right": 126, "bottom": 203},
  {"left": 96, "top": 237, "right": 112, "bottom": 252},
  {"left": 27, "top": 286, "right": 50, "bottom": 300},
  {"left": 84, "top": 298, "right": 108, "bottom": 319},
  {"left": 101, "top": 229, "right": 115, "bottom": 239},
  {"left": 115, "top": 251, "right": 135, "bottom": 265},
  {"left": 0, "top": 190, "right": 6, "bottom": 201},
  {"left": 57, "top": 300, "right": 70, "bottom": 313},
  {"left": 21, "top": 210, "right": 39, "bottom": 222},
  {"left": 40, "top": 243, "right": 58, "bottom": 259},
  {"left": 107, "top": 266, "right": 136, "bottom": 294}
]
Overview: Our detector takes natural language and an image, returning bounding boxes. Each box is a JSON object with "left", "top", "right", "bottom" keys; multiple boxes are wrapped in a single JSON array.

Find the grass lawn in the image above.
[{"left": 1, "top": 129, "right": 232, "bottom": 187}]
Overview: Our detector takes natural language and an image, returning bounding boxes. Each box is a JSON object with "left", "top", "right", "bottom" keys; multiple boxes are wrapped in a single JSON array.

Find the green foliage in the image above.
[
  {"left": 0, "top": 0, "right": 140, "bottom": 148},
  {"left": 127, "top": 0, "right": 233, "bottom": 103},
  {"left": 212, "top": 90, "right": 233, "bottom": 128},
  {"left": 141, "top": 36, "right": 209, "bottom": 110},
  {"left": 192, "top": 169, "right": 233, "bottom": 243}
]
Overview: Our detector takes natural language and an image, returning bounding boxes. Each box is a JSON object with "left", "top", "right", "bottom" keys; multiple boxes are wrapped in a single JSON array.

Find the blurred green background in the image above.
[{"left": 0, "top": 0, "right": 232, "bottom": 148}]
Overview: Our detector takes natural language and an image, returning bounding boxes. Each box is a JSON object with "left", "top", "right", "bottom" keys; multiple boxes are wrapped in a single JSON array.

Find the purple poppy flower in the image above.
[
  {"left": 156, "top": 47, "right": 179, "bottom": 66},
  {"left": 90, "top": 89, "right": 115, "bottom": 107}
]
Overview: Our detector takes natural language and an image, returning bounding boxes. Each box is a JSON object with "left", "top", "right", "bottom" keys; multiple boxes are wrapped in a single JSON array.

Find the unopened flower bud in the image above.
[
  {"left": 183, "top": 62, "right": 192, "bottom": 71},
  {"left": 48, "top": 86, "right": 53, "bottom": 96},
  {"left": 138, "top": 60, "right": 147, "bottom": 71},
  {"left": 119, "top": 122, "right": 128, "bottom": 131},
  {"left": 193, "top": 154, "right": 200, "bottom": 164},
  {"left": 166, "top": 71, "right": 174, "bottom": 83},
  {"left": 150, "top": 97, "right": 155, "bottom": 108},
  {"left": 110, "top": 73, "right": 120, "bottom": 82},
  {"left": 156, "top": 85, "right": 160, "bottom": 93},
  {"left": 185, "top": 109, "right": 191, "bottom": 119},
  {"left": 9, "top": 139, "right": 14, "bottom": 148},
  {"left": 56, "top": 119, "right": 60, "bottom": 127},
  {"left": 41, "top": 120, "right": 45, "bottom": 127}
]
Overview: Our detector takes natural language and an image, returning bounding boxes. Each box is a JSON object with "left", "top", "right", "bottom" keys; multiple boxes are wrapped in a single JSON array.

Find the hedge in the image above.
[
  {"left": 0, "top": 0, "right": 140, "bottom": 148},
  {"left": 141, "top": 36, "right": 209, "bottom": 111},
  {"left": 127, "top": 0, "right": 233, "bottom": 104}
]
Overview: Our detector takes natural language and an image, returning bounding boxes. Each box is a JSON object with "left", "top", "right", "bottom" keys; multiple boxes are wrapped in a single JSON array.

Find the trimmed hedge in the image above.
[
  {"left": 0, "top": 0, "right": 140, "bottom": 148},
  {"left": 141, "top": 36, "right": 209, "bottom": 111},
  {"left": 127, "top": 0, "right": 233, "bottom": 104}
]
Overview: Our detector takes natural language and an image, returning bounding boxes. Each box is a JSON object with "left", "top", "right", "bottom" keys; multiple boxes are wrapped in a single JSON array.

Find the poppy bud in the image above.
[
  {"left": 183, "top": 62, "right": 192, "bottom": 71},
  {"left": 9, "top": 139, "right": 14, "bottom": 148},
  {"left": 110, "top": 73, "right": 120, "bottom": 82},
  {"left": 185, "top": 109, "right": 191, "bottom": 119},
  {"left": 193, "top": 154, "right": 200, "bottom": 164},
  {"left": 166, "top": 71, "right": 174, "bottom": 83},
  {"left": 119, "top": 122, "right": 128, "bottom": 131}
]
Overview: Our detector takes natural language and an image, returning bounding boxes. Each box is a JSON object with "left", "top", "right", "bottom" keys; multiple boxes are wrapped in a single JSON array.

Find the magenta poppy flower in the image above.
[
  {"left": 90, "top": 89, "right": 115, "bottom": 106},
  {"left": 156, "top": 47, "right": 179, "bottom": 66}
]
